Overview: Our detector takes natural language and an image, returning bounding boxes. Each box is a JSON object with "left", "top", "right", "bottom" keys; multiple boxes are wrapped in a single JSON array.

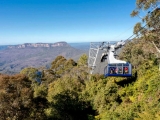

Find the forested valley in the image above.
[{"left": 0, "top": 0, "right": 160, "bottom": 120}]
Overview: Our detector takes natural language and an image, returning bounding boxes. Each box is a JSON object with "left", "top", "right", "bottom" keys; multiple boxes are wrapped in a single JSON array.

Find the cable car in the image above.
[
  {"left": 101, "top": 43, "right": 132, "bottom": 77},
  {"left": 88, "top": 41, "right": 132, "bottom": 77},
  {"left": 104, "top": 63, "right": 132, "bottom": 77}
]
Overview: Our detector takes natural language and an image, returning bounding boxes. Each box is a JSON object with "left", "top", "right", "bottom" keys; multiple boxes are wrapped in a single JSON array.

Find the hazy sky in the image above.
[{"left": 0, "top": 0, "right": 140, "bottom": 45}]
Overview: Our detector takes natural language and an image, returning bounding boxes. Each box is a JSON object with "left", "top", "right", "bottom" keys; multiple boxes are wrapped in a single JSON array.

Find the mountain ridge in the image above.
[
  {"left": 0, "top": 41, "right": 87, "bottom": 74},
  {"left": 7, "top": 41, "right": 70, "bottom": 49}
]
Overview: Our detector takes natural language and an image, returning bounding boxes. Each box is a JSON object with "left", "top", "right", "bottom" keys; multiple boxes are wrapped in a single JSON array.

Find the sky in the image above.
[{"left": 0, "top": 0, "right": 141, "bottom": 45}]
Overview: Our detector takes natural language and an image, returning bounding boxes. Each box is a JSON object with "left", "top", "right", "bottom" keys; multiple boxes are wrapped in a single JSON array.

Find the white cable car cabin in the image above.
[{"left": 103, "top": 44, "right": 132, "bottom": 77}]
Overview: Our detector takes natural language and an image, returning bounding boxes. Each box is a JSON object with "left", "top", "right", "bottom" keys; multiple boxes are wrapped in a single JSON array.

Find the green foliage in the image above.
[
  {"left": 82, "top": 77, "right": 120, "bottom": 114},
  {"left": 47, "top": 73, "right": 85, "bottom": 102},
  {"left": 46, "top": 72, "right": 91, "bottom": 119},
  {"left": 131, "top": 0, "right": 160, "bottom": 45},
  {"left": 133, "top": 22, "right": 142, "bottom": 34},
  {"left": 1, "top": 1, "right": 160, "bottom": 120},
  {"left": 51, "top": 56, "right": 67, "bottom": 70},
  {"left": 119, "top": 38, "right": 157, "bottom": 68},
  {"left": 1, "top": 47, "right": 160, "bottom": 120},
  {"left": 20, "top": 67, "right": 38, "bottom": 81},
  {"left": 50, "top": 56, "right": 78, "bottom": 77},
  {"left": 34, "top": 84, "right": 48, "bottom": 98},
  {"left": 46, "top": 90, "right": 88, "bottom": 120},
  {"left": 135, "top": 105, "right": 160, "bottom": 120},
  {"left": 0, "top": 74, "right": 39, "bottom": 119},
  {"left": 1, "top": 38, "right": 160, "bottom": 120},
  {"left": 130, "top": 10, "right": 139, "bottom": 17},
  {"left": 77, "top": 54, "right": 88, "bottom": 66}
]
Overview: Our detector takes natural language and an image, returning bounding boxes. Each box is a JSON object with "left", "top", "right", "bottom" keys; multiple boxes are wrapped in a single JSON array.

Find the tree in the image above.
[
  {"left": 0, "top": 74, "right": 48, "bottom": 119},
  {"left": 20, "top": 67, "right": 38, "bottom": 81},
  {"left": 77, "top": 54, "right": 88, "bottom": 66},
  {"left": 46, "top": 90, "right": 89, "bottom": 120},
  {"left": 0, "top": 74, "right": 32, "bottom": 119},
  {"left": 45, "top": 73, "right": 92, "bottom": 120},
  {"left": 131, "top": 0, "right": 160, "bottom": 34},
  {"left": 51, "top": 56, "right": 67, "bottom": 70},
  {"left": 129, "top": 0, "right": 160, "bottom": 72}
]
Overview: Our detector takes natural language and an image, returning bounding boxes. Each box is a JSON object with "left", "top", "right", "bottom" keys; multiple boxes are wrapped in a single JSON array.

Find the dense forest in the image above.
[{"left": 0, "top": 0, "right": 160, "bottom": 120}]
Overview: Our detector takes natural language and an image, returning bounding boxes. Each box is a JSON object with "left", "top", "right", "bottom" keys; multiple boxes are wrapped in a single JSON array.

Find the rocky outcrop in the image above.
[{"left": 8, "top": 41, "right": 70, "bottom": 49}]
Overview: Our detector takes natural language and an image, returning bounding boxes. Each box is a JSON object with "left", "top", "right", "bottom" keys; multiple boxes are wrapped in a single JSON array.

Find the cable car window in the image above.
[
  {"left": 105, "top": 63, "right": 132, "bottom": 77},
  {"left": 115, "top": 67, "right": 118, "bottom": 74},
  {"left": 118, "top": 67, "right": 122, "bottom": 74},
  {"left": 109, "top": 67, "right": 115, "bottom": 74},
  {"left": 123, "top": 67, "right": 129, "bottom": 74}
]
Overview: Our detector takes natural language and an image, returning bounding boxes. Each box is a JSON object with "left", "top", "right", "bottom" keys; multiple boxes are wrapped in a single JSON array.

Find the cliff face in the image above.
[
  {"left": 7, "top": 42, "right": 69, "bottom": 49},
  {"left": 0, "top": 41, "right": 86, "bottom": 74}
]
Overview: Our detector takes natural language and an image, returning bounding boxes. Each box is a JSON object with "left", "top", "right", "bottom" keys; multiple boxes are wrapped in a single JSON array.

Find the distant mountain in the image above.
[
  {"left": 7, "top": 41, "right": 70, "bottom": 49},
  {"left": 0, "top": 42, "right": 87, "bottom": 74},
  {"left": 69, "top": 42, "right": 90, "bottom": 50},
  {"left": 0, "top": 42, "right": 90, "bottom": 51},
  {"left": 0, "top": 45, "right": 8, "bottom": 50}
]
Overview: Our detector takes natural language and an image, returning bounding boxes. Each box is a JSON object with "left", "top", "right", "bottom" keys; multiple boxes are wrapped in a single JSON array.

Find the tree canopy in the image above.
[{"left": 0, "top": 0, "right": 160, "bottom": 119}]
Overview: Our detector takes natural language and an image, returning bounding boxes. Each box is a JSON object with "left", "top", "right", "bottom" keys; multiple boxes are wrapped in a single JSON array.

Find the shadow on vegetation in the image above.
[
  {"left": 50, "top": 90, "right": 96, "bottom": 120},
  {"left": 116, "top": 71, "right": 137, "bottom": 87}
]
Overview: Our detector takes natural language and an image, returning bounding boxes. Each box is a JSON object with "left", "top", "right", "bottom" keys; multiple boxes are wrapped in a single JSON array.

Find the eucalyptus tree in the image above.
[
  {"left": 131, "top": 0, "right": 160, "bottom": 35},
  {"left": 131, "top": 0, "right": 160, "bottom": 69}
]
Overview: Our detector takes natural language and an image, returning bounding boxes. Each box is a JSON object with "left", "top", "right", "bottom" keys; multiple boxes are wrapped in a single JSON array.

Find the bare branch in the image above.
[{"left": 152, "top": 41, "right": 160, "bottom": 53}]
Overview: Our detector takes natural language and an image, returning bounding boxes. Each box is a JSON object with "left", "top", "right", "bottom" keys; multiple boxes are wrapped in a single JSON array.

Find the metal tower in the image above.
[{"left": 88, "top": 42, "right": 110, "bottom": 74}]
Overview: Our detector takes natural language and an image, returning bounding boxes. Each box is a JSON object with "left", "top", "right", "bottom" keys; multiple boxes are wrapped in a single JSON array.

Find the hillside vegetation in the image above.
[
  {"left": 0, "top": 0, "right": 160, "bottom": 119},
  {"left": 0, "top": 38, "right": 159, "bottom": 119}
]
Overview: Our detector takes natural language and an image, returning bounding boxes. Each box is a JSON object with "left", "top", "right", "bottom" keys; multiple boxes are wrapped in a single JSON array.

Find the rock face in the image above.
[
  {"left": 7, "top": 41, "right": 69, "bottom": 49},
  {"left": 0, "top": 42, "right": 86, "bottom": 74}
]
